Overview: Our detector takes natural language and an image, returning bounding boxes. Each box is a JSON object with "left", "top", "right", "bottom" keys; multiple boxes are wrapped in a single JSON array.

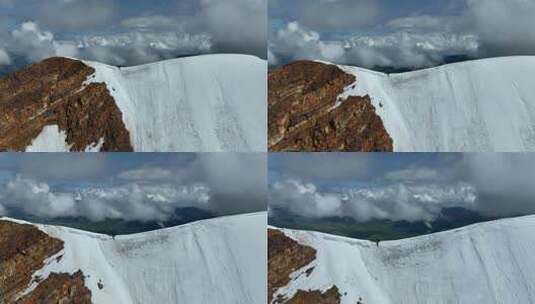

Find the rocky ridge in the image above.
[
  {"left": 0, "top": 220, "right": 92, "bottom": 303},
  {"left": 0, "top": 57, "right": 132, "bottom": 152},
  {"left": 268, "top": 229, "right": 341, "bottom": 304},
  {"left": 268, "top": 61, "right": 392, "bottom": 152}
]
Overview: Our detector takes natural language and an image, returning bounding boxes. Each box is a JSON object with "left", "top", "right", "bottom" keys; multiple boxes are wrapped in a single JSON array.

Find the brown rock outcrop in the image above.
[
  {"left": 0, "top": 220, "right": 64, "bottom": 302},
  {"left": 0, "top": 57, "right": 132, "bottom": 151},
  {"left": 285, "top": 286, "right": 341, "bottom": 304},
  {"left": 268, "top": 60, "right": 393, "bottom": 151},
  {"left": 268, "top": 229, "right": 317, "bottom": 304},
  {"left": 0, "top": 220, "right": 92, "bottom": 304},
  {"left": 15, "top": 271, "right": 92, "bottom": 304}
]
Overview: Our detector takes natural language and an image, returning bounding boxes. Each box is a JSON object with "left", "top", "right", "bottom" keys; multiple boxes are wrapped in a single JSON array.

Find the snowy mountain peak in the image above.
[
  {"left": 83, "top": 53, "right": 267, "bottom": 152},
  {"left": 1, "top": 212, "right": 267, "bottom": 304},
  {"left": 336, "top": 56, "right": 535, "bottom": 152},
  {"left": 270, "top": 215, "right": 535, "bottom": 304},
  {"left": 0, "top": 54, "right": 266, "bottom": 152},
  {"left": 269, "top": 56, "right": 535, "bottom": 152}
]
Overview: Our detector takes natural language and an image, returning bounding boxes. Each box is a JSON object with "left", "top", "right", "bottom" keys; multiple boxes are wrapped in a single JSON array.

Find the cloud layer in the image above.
[
  {"left": 468, "top": 0, "right": 535, "bottom": 56},
  {"left": 269, "top": 21, "right": 479, "bottom": 69},
  {"left": 0, "top": 0, "right": 266, "bottom": 68},
  {"left": 0, "top": 153, "right": 266, "bottom": 222},
  {"left": 1, "top": 175, "right": 210, "bottom": 222},
  {"left": 269, "top": 154, "right": 535, "bottom": 223},
  {"left": 270, "top": 179, "right": 477, "bottom": 222},
  {"left": 7, "top": 22, "right": 79, "bottom": 63},
  {"left": 269, "top": 0, "right": 535, "bottom": 69}
]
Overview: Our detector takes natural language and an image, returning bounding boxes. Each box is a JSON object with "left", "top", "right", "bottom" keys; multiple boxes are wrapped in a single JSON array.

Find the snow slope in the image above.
[
  {"left": 274, "top": 215, "right": 535, "bottom": 304},
  {"left": 84, "top": 54, "right": 266, "bottom": 152},
  {"left": 25, "top": 125, "right": 104, "bottom": 152},
  {"left": 25, "top": 125, "right": 70, "bottom": 152},
  {"left": 4, "top": 212, "right": 267, "bottom": 304},
  {"left": 335, "top": 56, "right": 535, "bottom": 152}
]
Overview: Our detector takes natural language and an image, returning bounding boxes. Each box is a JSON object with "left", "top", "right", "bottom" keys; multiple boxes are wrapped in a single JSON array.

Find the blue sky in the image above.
[
  {"left": 0, "top": 0, "right": 266, "bottom": 69},
  {"left": 0, "top": 153, "right": 266, "bottom": 221},
  {"left": 269, "top": 0, "right": 535, "bottom": 69},
  {"left": 269, "top": 153, "right": 535, "bottom": 223}
]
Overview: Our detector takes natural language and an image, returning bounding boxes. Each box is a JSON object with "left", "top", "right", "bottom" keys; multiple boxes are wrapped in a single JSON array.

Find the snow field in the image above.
[
  {"left": 85, "top": 54, "right": 267, "bottom": 152},
  {"left": 4, "top": 212, "right": 267, "bottom": 304},
  {"left": 275, "top": 215, "right": 535, "bottom": 304},
  {"left": 335, "top": 56, "right": 535, "bottom": 152}
]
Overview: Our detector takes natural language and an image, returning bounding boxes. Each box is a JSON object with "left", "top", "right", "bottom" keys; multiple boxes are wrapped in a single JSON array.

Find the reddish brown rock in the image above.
[
  {"left": 0, "top": 57, "right": 132, "bottom": 152},
  {"left": 0, "top": 220, "right": 64, "bottom": 302},
  {"left": 268, "top": 60, "right": 393, "bottom": 152},
  {"left": 285, "top": 286, "right": 341, "bottom": 304},
  {"left": 0, "top": 220, "right": 92, "bottom": 304},
  {"left": 268, "top": 229, "right": 317, "bottom": 304},
  {"left": 15, "top": 271, "right": 92, "bottom": 304}
]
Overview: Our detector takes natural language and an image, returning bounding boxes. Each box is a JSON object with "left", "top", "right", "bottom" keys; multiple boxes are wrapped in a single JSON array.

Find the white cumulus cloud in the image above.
[
  {"left": 0, "top": 48, "right": 10, "bottom": 65},
  {"left": 270, "top": 0, "right": 535, "bottom": 69},
  {"left": 269, "top": 21, "right": 479, "bottom": 69},
  {"left": 269, "top": 179, "right": 477, "bottom": 223},
  {"left": 8, "top": 21, "right": 79, "bottom": 62},
  {"left": 269, "top": 22, "right": 345, "bottom": 65},
  {"left": 0, "top": 175, "right": 211, "bottom": 222}
]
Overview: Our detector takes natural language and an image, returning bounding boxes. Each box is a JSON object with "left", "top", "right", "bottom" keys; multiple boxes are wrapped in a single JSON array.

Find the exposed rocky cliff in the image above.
[
  {"left": 284, "top": 287, "right": 341, "bottom": 304},
  {"left": 0, "top": 57, "right": 133, "bottom": 152},
  {"left": 1, "top": 54, "right": 267, "bottom": 152},
  {"left": 328, "top": 57, "right": 535, "bottom": 152},
  {"left": 1, "top": 213, "right": 265, "bottom": 304},
  {"left": 0, "top": 220, "right": 91, "bottom": 303},
  {"left": 268, "top": 61, "right": 392, "bottom": 152},
  {"left": 15, "top": 271, "right": 92, "bottom": 304},
  {"left": 268, "top": 229, "right": 341, "bottom": 304},
  {"left": 272, "top": 215, "right": 535, "bottom": 304}
]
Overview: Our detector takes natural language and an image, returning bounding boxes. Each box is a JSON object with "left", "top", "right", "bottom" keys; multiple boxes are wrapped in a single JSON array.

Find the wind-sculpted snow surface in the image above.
[
  {"left": 336, "top": 56, "right": 535, "bottom": 152},
  {"left": 273, "top": 215, "right": 535, "bottom": 304},
  {"left": 2, "top": 212, "right": 266, "bottom": 304},
  {"left": 85, "top": 54, "right": 267, "bottom": 152}
]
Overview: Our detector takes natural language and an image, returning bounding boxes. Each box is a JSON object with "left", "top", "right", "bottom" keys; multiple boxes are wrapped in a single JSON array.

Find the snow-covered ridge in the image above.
[
  {"left": 2, "top": 212, "right": 267, "bottom": 304},
  {"left": 275, "top": 215, "right": 535, "bottom": 304},
  {"left": 333, "top": 56, "right": 535, "bottom": 152},
  {"left": 83, "top": 54, "right": 267, "bottom": 152}
]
